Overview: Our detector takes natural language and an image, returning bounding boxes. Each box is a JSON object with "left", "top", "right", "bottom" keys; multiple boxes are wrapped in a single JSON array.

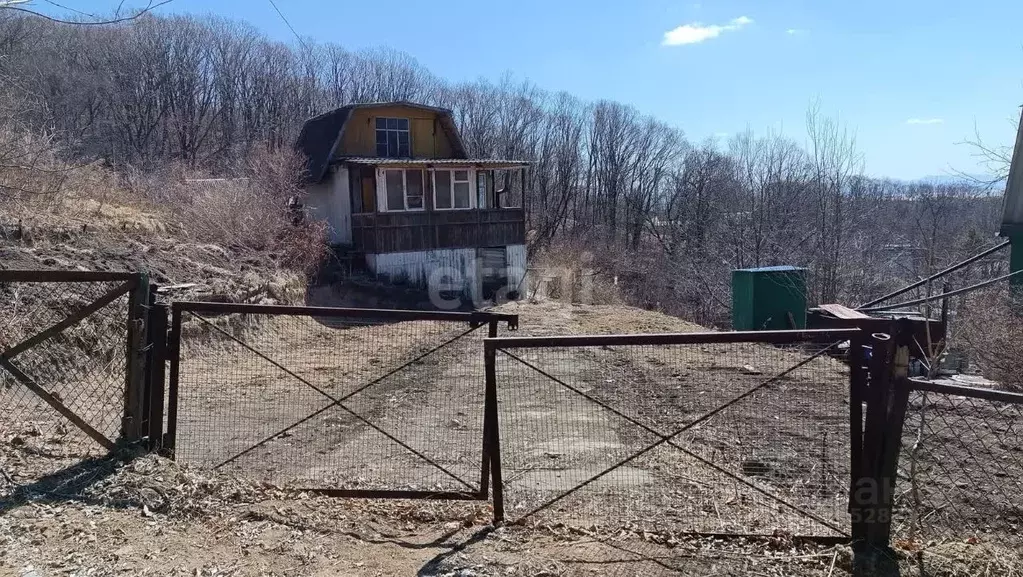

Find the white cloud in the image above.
[
  {"left": 786, "top": 28, "right": 807, "bottom": 35},
  {"left": 906, "top": 118, "right": 944, "bottom": 125},
  {"left": 662, "top": 16, "right": 754, "bottom": 46}
]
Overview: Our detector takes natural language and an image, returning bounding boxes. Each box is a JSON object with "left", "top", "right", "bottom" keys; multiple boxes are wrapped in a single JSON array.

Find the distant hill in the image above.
[{"left": 917, "top": 173, "right": 1007, "bottom": 189}]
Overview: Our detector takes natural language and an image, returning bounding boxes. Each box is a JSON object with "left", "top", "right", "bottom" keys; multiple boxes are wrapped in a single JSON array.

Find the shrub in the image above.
[{"left": 956, "top": 287, "right": 1023, "bottom": 390}]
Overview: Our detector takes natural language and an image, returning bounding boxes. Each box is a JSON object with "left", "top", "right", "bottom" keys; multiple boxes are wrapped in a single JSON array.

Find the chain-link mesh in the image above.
[
  {"left": 174, "top": 310, "right": 496, "bottom": 494},
  {"left": 495, "top": 339, "right": 851, "bottom": 537},
  {"left": 894, "top": 387, "right": 1023, "bottom": 548},
  {"left": 0, "top": 277, "right": 133, "bottom": 482}
]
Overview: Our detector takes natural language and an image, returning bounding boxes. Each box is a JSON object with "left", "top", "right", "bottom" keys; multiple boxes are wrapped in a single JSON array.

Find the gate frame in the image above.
[
  {"left": 484, "top": 327, "right": 867, "bottom": 534},
  {"left": 162, "top": 300, "right": 518, "bottom": 501},
  {"left": 0, "top": 269, "right": 150, "bottom": 450}
]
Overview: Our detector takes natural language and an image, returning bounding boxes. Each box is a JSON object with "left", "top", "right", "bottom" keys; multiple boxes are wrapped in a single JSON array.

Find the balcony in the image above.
[{"left": 351, "top": 208, "right": 526, "bottom": 253}]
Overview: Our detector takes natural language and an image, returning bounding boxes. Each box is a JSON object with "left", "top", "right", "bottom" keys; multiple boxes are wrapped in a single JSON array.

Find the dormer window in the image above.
[{"left": 375, "top": 117, "right": 410, "bottom": 158}]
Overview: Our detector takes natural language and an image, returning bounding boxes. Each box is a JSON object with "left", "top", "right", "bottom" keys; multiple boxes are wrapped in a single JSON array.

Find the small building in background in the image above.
[
  {"left": 731, "top": 266, "right": 807, "bottom": 330},
  {"left": 295, "top": 102, "right": 528, "bottom": 303}
]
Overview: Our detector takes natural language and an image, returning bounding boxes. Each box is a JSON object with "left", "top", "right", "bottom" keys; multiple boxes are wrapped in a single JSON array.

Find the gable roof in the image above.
[{"left": 295, "top": 101, "right": 469, "bottom": 184}]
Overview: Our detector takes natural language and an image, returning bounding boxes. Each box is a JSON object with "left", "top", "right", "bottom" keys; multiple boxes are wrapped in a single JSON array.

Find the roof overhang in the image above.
[
  {"left": 1000, "top": 106, "right": 1023, "bottom": 237},
  {"left": 339, "top": 158, "right": 529, "bottom": 169}
]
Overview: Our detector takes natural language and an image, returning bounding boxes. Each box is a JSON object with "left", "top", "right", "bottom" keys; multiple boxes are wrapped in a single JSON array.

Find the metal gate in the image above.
[
  {"left": 485, "top": 328, "right": 863, "bottom": 538},
  {"left": 0, "top": 270, "right": 148, "bottom": 480},
  {"left": 164, "top": 301, "right": 517, "bottom": 499}
]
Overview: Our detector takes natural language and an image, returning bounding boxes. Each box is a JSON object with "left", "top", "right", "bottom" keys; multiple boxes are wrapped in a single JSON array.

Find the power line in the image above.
[{"left": 266, "top": 0, "right": 309, "bottom": 51}]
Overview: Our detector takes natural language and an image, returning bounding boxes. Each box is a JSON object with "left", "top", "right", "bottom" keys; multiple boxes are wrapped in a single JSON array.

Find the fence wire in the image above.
[
  {"left": 0, "top": 278, "right": 131, "bottom": 481},
  {"left": 495, "top": 340, "right": 851, "bottom": 537},
  {"left": 173, "top": 311, "right": 491, "bottom": 494},
  {"left": 894, "top": 387, "right": 1023, "bottom": 548}
]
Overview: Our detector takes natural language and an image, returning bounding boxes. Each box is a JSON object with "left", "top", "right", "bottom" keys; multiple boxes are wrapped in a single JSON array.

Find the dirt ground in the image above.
[{"left": 2, "top": 301, "right": 1022, "bottom": 575}]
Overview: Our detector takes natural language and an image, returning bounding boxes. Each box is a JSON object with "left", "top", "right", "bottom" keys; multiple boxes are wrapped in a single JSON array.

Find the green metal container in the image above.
[{"left": 732, "top": 266, "right": 807, "bottom": 331}]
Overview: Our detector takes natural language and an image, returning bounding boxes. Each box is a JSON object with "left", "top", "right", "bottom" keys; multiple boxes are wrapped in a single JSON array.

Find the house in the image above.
[
  {"left": 1001, "top": 106, "right": 1023, "bottom": 287},
  {"left": 295, "top": 101, "right": 529, "bottom": 304}
]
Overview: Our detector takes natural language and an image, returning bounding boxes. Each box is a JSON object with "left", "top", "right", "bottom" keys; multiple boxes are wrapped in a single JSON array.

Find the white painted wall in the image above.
[
  {"left": 366, "top": 248, "right": 481, "bottom": 305},
  {"left": 506, "top": 244, "right": 528, "bottom": 294},
  {"left": 304, "top": 167, "right": 352, "bottom": 245}
]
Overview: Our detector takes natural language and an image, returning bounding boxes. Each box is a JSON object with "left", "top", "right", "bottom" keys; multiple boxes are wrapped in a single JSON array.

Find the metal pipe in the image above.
[
  {"left": 485, "top": 328, "right": 861, "bottom": 350},
  {"left": 171, "top": 301, "right": 518, "bottom": 325},
  {"left": 902, "top": 378, "right": 1023, "bottom": 405},
  {"left": 856, "top": 240, "right": 1010, "bottom": 309},
  {"left": 861, "top": 269, "right": 1023, "bottom": 313}
]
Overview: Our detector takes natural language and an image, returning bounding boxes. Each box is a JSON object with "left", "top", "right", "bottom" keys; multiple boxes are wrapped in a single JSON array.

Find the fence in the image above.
[
  {"left": 893, "top": 378, "right": 1023, "bottom": 548},
  {"left": 6, "top": 270, "right": 1022, "bottom": 561},
  {"left": 0, "top": 270, "right": 148, "bottom": 481},
  {"left": 164, "top": 301, "right": 517, "bottom": 499},
  {"left": 484, "top": 329, "right": 862, "bottom": 538}
]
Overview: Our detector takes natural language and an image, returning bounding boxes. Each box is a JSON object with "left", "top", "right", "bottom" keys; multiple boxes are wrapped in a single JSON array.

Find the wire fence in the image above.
[
  {"left": 0, "top": 273, "right": 138, "bottom": 482},
  {"left": 491, "top": 331, "right": 857, "bottom": 538},
  {"left": 894, "top": 382, "right": 1023, "bottom": 549},
  {"left": 170, "top": 304, "right": 513, "bottom": 497}
]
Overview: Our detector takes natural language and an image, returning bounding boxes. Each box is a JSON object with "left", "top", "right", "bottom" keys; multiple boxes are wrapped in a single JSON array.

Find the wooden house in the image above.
[{"left": 296, "top": 101, "right": 528, "bottom": 301}]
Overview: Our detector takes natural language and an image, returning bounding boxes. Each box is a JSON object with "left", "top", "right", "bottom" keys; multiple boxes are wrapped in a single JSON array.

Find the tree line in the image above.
[{"left": 0, "top": 12, "right": 1006, "bottom": 325}]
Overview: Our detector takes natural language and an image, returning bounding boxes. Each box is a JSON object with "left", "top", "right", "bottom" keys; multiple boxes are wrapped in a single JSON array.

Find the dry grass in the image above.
[{"left": 955, "top": 287, "right": 1023, "bottom": 390}]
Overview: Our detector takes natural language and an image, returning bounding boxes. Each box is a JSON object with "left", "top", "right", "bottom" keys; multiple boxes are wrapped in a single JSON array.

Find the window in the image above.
[
  {"left": 383, "top": 169, "right": 424, "bottom": 211},
  {"left": 433, "top": 169, "right": 473, "bottom": 210},
  {"left": 375, "top": 117, "right": 410, "bottom": 158}
]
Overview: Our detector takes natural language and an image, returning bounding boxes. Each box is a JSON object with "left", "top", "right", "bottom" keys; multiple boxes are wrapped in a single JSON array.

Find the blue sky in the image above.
[{"left": 37, "top": 0, "right": 1023, "bottom": 180}]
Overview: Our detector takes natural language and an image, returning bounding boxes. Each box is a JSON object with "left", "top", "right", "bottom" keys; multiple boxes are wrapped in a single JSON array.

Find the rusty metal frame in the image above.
[
  {"left": 165, "top": 300, "right": 517, "bottom": 501},
  {"left": 0, "top": 270, "right": 147, "bottom": 451},
  {"left": 485, "top": 328, "right": 863, "bottom": 537},
  {"left": 899, "top": 378, "right": 1023, "bottom": 405}
]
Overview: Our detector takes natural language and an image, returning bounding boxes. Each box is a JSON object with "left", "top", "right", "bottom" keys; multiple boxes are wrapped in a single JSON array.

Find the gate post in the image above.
[
  {"left": 163, "top": 303, "right": 183, "bottom": 457},
  {"left": 143, "top": 296, "right": 169, "bottom": 450},
  {"left": 851, "top": 321, "right": 912, "bottom": 576},
  {"left": 480, "top": 320, "right": 499, "bottom": 499},
  {"left": 483, "top": 333, "right": 505, "bottom": 523},
  {"left": 848, "top": 331, "right": 868, "bottom": 543},
  {"left": 122, "top": 273, "right": 150, "bottom": 442}
]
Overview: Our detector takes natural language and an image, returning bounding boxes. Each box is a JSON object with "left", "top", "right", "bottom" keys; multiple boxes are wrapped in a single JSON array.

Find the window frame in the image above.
[
  {"left": 375, "top": 117, "right": 411, "bottom": 158},
  {"left": 382, "top": 168, "right": 425, "bottom": 212},
  {"left": 431, "top": 168, "right": 475, "bottom": 211}
]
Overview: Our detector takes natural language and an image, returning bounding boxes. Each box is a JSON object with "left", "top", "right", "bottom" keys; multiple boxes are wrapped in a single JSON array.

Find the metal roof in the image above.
[
  {"left": 1001, "top": 106, "right": 1023, "bottom": 236},
  {"left": 734, "top": 265, "right": 806, "bottom": 273},
  {"left": 339, "top": 157, "right": 529, "bottom": 168},
  {"left": 294, "top": 101, "right": 472, "bottom": 184}
]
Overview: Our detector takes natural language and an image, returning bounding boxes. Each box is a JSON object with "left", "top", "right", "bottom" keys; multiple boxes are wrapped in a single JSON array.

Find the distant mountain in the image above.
[{"left": 916, "top": 174, "right": 1007, "bottom": 188}]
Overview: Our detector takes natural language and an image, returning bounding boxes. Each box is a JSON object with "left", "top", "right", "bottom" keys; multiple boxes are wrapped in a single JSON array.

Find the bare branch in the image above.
[{"left": 0, "top": 0, "right": 174, "bottom": 25}]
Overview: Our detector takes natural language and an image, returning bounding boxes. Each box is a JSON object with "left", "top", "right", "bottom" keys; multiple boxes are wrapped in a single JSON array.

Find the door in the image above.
[{"left": 480, "top": 247, "right": 508, "bottom": 299}]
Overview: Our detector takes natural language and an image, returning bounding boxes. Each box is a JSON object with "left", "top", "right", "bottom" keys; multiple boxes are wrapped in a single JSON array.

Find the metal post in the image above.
[
  {"left": 122, "top": 273, "right": 149, "bottom": 442},
  {"left": 876, "top": 324, "right": 912, "bottom": 546},
  {"left": 858, "top": 330, "right": 895, "bottom": 544},
  {"left": 480, "top": 320, "right": 499, "bottom": 499},
  {"left": 850, "top": 328, "right": 899, "bottom": 575},
  {"left": 163, "top": 304, "right": 183, "bottom": 457},
  {"left": 484, "top": 337, "right": 504, "bottom": 523},
  {"left": 145, "top": 301, "right": 168, "bottom": 450},
  {"left": 848, "top": 332, "right": 867, "bottom": 543}
]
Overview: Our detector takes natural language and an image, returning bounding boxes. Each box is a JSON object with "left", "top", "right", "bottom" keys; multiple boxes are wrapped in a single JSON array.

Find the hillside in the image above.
[{"left": 1, "top": 160, "right": 316, "bottom": 305}]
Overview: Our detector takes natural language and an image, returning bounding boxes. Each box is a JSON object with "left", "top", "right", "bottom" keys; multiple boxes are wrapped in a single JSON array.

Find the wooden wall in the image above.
[
  {"left": 352, "top": 208, "right": 525, "bottom": 253},
  {"left": 338, "top": 105, "right": 455, "bottom": 158}
]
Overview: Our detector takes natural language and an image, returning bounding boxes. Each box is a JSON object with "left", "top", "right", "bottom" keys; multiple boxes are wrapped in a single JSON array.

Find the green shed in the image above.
[{"left": 732, "top": 266, "right": 807, "bottom": 331}]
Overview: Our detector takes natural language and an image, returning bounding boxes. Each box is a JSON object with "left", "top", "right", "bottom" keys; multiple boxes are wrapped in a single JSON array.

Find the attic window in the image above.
[{"left": 375, "top": 117, "right": 410, "bottom": 158}]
